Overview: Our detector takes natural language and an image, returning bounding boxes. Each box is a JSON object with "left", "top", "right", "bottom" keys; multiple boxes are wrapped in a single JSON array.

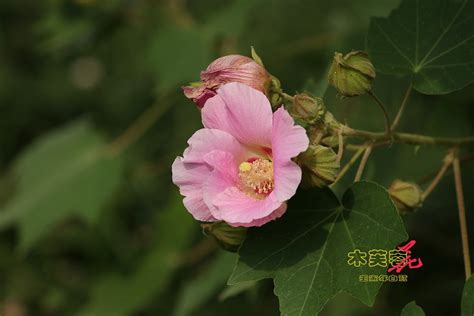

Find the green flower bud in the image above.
[
  {"left": 305, "top": 109, "right": 341, "bottom": 148},
  {"left": 201, "top": 222, "right": 247, "bottom": 252},
  {"left": 289, "top": 94, "right": 325, "bottom": 125},
  {"left": 249, "top": 47, "right": 283, "bottom": 108},
  {"left": 321, "top": 110, "right": 341, "bottom": 131},
  {"left": 388, "top": 179, "right": 423, "bottom": 213},
  {"left": 268, "top": 75, "right": 283, "bottom": 108},
  {"left": 299, "top": 145, "right": 340, "bottom": 187},
  {"left": 328, "top": 51, "right": 376, "bottom": 97},
  {"left": 320, "top": 134, "right": 339, "bottom": 148}
]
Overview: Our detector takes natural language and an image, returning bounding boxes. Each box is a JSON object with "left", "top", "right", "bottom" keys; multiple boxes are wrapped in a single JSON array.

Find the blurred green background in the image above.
[{"left": 0, "top": 0, "right": 472, "bottom": 315}]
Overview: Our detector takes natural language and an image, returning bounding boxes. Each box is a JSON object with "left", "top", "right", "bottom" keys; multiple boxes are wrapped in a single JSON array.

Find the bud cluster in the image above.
[{"left": 289, "top": 94, "right": 341, "bottom": 187}]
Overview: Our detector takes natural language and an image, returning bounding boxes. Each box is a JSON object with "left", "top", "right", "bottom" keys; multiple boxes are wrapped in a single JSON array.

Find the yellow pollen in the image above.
[
  {"left": 238, "top": 159, "right": 274, "bottom": 198},
  {"left": 239, "top": 162, "right": 252, "bottom": 172}
]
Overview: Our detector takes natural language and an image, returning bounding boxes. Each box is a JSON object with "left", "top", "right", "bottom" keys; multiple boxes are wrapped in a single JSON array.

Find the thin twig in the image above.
[
  {"left": 336, "top": 130, "right": 344, "bottom": 163},
  {"left": 390, "top": 83, "right": 412, "bottom": 132},
  {"left": 345, "top": 140, "right": 391, "bottom": 151},
  {"left": 330, "top": 146, "right": 366, "bottom": 187},
  {"left": 354, "top": 144, "right": 373, "bottom": 181},
  {"left": 173, "top": 238, "right": 218, "bottom": 267},
  {"left": 105, "top": 98, "right": 171, "bottom": 156},
  {"left": 166, "top": 0, "right": 195, "bottom": 27},
  {"left": 368, "top": 90, "right": 391, "bottom": 136},
  {"left": 460, "top": 153, "right": 474, "bottom": 162},
  {"left": 280, "top": 92, "right": 294, "bottom": 103},
  {"left": 340, "top": 125, "right": 474, "bottom": 146},
  {"left": 421, "top": 150, "right": 454, "bottom": 200},
  {"left": 311, "top": 130, "right": 323, "bottom": 145},
  {"left": 453, "top": 152, "right": 472, "bottom": 280}
]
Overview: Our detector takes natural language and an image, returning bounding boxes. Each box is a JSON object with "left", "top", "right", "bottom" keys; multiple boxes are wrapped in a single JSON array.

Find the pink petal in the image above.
[
  {"left": 202, "top": 83, "right": 273, "bottom": 148},
  {"left": 182, "top": 85, "right": 205, "bottom": 99},
  {"left": 172, "top": 157, "right": 215, "bottom": 221},
  {"left": 183, "top": 193, "right": 216, "bottom": 222},
  {"left": 201, "top": 55, "right": 250, "bottom": 79},
  {"left": 172, "top": 157, "right": 211, "bottom": 195},
  {"left": 182, "top": 85, "right": 217, "bottom": 108},
  {"left": 202, "top": 150, "right": 239, "bottom": 220},
  {"left": 200, "top": 55, "right": 270, "bottom": 94},
  {"left": 272, "top": 107, "right": 309, "bottom": 162},
  {"left": 272, "top": 160, "right": 302, "bottom": 202},
  {"left": 209, "top": 186, "right": 283, "bottom": 225},
  {"left": 183, "top": 128, "right": 246, "bottom": 164},
  {"left": 228, "top": 203, "right": 287, "bottom": 227},
  {"left": 202, "top": 172, "right": 234, "bottom": 221},
  {"left": 203, "top": 150, "right": 239, "bottom": 184}
]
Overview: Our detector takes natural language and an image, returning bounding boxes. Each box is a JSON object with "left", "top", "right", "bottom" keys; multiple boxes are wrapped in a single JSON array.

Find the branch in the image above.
[
  {"left": 418, "top": 153, "right": 474, "bottom": 187},
  {"left": 173, "top": 238, "right": 217, "bottom": 267},
  {"left": 453, "top": 152, "right": 472, "bottom": 280},
  {"left": 330, "top": 145, "right": 366, "bottom": 187},
  {"left": 390, "top": 83, "right": 412, "bottom": 132},
  {"left": 280, "top": 92, "right": 294, "bottom": 103},
  {"left": 340, "top": 126, "right": 474, "bottom": 146},
  {"left": 105, "top": 98, "right": 171, "bottom": 156},
  {"left": 368, "top": 90, "right": 391, "bottom": 136},
  {"left": 421, "top": 150, "right": 454, "bottom": 200},
  {"left": 336, "top": 129, "right": 344, "bottom": 163},
  {"left": 354, "top": 144, "right": 373, "bottom": 181}
]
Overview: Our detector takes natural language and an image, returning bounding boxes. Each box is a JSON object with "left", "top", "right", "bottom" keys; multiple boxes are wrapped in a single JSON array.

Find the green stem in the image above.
[
  {"left": 280, "top": 92, "right": 294, "bottom": 103},
  {"left": 340, "top": 126, "right": 474, "bottom": 146},
  {"left": 330, "top": 146, "right": 366, "bottom": 187},
  {"left": 336, "top": 129, "right": 344, "bottom": 163},
  {"left": 368, "top": 90, "right": 391, "bottom": 136},
  {"left": 105, "top": 98, "right": 171, "bottom": 156},
  {"left": 421, "top": 150, "right": 453, "bottom": 200},
  {"left": 390, "top": 83, "right": 412, "bottom": 132},
  {"left": 453, "top": 152, "right": 472, "bottom": 280},
  {"left": 354, "top": 144, "right": 373, "bottom": 181}
]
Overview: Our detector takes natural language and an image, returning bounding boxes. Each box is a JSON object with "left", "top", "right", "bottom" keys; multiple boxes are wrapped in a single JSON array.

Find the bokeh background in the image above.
[{"left": 0, "top": 0, "right": 473, "bottom": 315}]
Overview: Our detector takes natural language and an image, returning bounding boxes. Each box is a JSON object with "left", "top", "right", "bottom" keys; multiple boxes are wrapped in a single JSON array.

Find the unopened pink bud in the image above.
[
  {"left": 182, "top": 55, "right": 271, "bottom": 108},
  {"left": 182, "top": 84, "right": 217, "bottom": 108}
]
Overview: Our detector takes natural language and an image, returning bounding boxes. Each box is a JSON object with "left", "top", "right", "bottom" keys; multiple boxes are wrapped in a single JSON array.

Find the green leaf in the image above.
[
  {"left": 77, "top": 195, "right": 196, "bottom": 316},
  {"left": 229, "top": 181, "right": 407, "bottom": 316},
  {"left": 219, "top": 281, "right": 258, "bottom": 302},
  {"left": 148, "top": 27, "right": 211, "bottom": 93},
  {"left": 251, "top": 46, "right": 265, "bottom": 67},
  {"left": 400, "top": 301, "right": 425, "bottom": 316},
  {"left": 462, "top": 276, "right": 474, "bottom": 316},
  {"left": 36, "top": 11, "right": 94, "bottom": 53},
  {"left": 202, "top": 0, "right": 256, "bottom": 37},
  {"left": 173, "top": 252, "right": 236, "bottom": 316},
  {"left": 0, "top": 119, "right": 123, "bottom": 251},
  {"left": 367, "top": 0, "right": 474, "bottom": 94}
]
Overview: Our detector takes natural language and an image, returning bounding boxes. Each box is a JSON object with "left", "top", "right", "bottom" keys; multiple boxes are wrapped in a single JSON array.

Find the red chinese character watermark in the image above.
[{"left": 387, "top": 240, "right": 423, "bottom": 273}]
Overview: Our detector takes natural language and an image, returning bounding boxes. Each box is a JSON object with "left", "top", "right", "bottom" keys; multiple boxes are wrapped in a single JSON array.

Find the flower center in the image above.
[{"left": 238, "top": 158, "right": 274, "bottom": 199}]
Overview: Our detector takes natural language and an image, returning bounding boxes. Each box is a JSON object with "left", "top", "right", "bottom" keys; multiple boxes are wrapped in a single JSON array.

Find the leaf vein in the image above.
[
  {"left": 374, "top": 20, "right": 414, "bottom": 67},
  {"left": 418, "top": 0, "right": 469, "bottom": 68},
  {"left": 297, "top": 213, "right": 340, "bottom": 316},
  {"left": 232, "top": 210, "right": 339, "bottom": 281}
]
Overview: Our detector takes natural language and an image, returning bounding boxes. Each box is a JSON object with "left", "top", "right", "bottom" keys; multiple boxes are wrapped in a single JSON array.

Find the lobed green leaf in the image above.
[
  {"left": 368, "top": 0, "right": 474, "bottom": 94},
  {"left": 230, "top": 181, "right": 408, "bottom": 316},
  {"left": 0, "top": 119, "right": 123, "bottom": 251}
]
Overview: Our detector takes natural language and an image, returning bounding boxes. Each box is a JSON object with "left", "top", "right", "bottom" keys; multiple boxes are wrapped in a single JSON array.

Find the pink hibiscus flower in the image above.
[{"left": 172, "top": 83, "right": 309, "bottom": 227}]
